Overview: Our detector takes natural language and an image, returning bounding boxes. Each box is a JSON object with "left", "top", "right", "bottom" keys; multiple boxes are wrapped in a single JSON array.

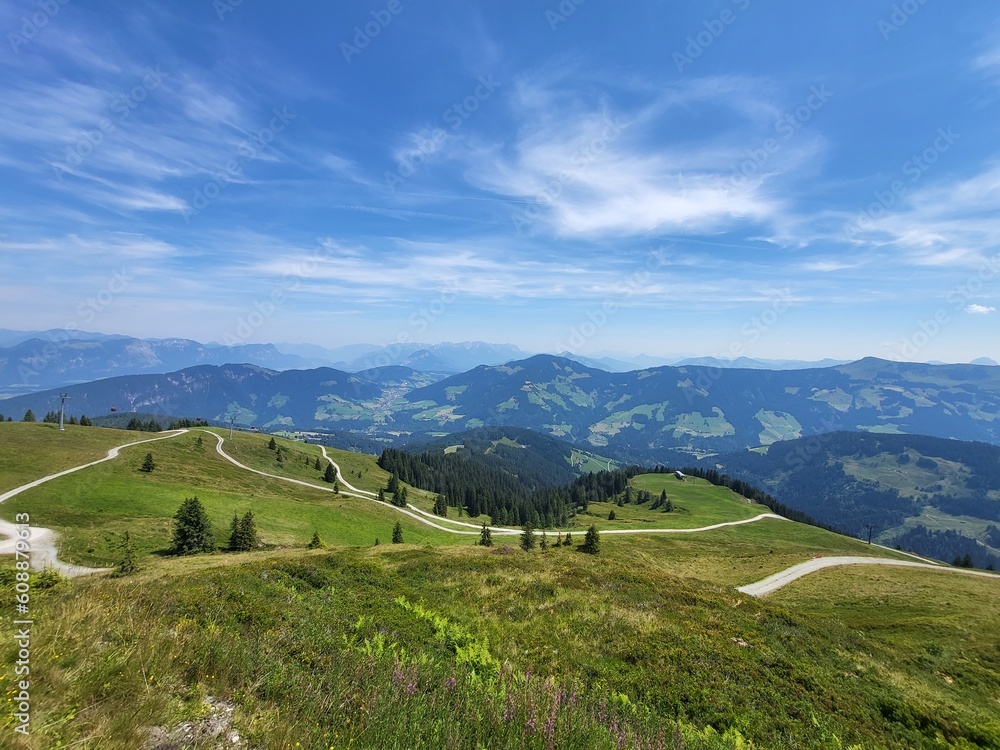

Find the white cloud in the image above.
[
  {"left": 456, "top": 74, "right": 822, "bottom": 239},
  {"left": 965, "top": 304, "right": 997, "bottom": 315}
]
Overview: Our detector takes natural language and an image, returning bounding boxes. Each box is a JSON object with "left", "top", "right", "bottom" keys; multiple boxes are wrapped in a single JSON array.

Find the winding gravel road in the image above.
[
  {"left": 737, "top": 555, "right": 1000, "bottom": 597},
  {"left": 0, "top": 430, "right": 187, "bottom": 576},
  {"left": 4, "top": 429, "right": 998, "bottom": 597}
]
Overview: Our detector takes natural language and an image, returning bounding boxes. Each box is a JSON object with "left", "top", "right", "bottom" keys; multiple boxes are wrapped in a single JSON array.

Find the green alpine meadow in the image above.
[{"left": 1, "top": 421, "right": 998, "bottom": 748}]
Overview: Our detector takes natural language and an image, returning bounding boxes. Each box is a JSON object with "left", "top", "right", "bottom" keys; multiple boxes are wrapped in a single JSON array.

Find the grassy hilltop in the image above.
[{"left": 1, "top": 423, "right": 998, "bottom": 749}]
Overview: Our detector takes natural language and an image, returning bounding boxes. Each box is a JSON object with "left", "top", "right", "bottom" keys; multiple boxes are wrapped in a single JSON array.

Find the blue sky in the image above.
[{"left": 1, "top": 0, "right": 998, "bottom": 363}]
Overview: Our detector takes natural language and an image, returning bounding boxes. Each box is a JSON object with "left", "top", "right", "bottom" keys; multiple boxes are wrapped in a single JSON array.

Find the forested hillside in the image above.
[{"left": 705, "top": 432, "right": 1000, "bottom": 565}]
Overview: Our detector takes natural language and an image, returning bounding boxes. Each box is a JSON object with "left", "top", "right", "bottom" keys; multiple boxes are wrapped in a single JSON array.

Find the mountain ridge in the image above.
[{"left": 3, "top": 355, "right": 999, "bottom": 460}]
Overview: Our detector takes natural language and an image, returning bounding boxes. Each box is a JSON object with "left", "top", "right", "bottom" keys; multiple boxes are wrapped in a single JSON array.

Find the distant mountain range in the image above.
[
  {"left": 0, "top": 335, "right": 316, "bottom": 394},
  {"left": 0, "top": 330, "right": 532, "bottom": 393},
  {"left": 3, "top": 354, "right": 999, "bottom": 459},
  {"left": 10, "top": 328, "right": 982, "bottom": 397}
]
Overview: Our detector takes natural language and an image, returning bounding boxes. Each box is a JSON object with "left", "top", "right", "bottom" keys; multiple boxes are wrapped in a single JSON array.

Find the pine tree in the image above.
[
  {"left": 276, "top": 449, "right": 284, "bottom": 463},
  {"left": 43, "top": 410, "right": 58, "bottom": 423},
  {"left": 140, "top": 452, "right": 156, "bottom": 473},
  {"left": 387, "top": 473, "right": 400, "bottom": 495},
  {"left": 324, "top": 463, "right": 336, "bottom": 483},
  {"left": 68, "top": 416, "right": 78, "bottom": 425},
  {"left": 608, "top": 509, "right": 616, "bottom": 520},
  {"left": 520, "top": 523, "right": 536, "bottom": 552},
  {"left": 228, "top": 511, "right": 259, "bottom": 552},
  {"left": 582, "top": 524, "right": 600, "bottom": 555},
  {"left": 227, "top": 512, "right": 240, "bottom": 550},
  {"left": 540, "top": 531, "right": 549, "bottom": 551},
  {"left": 115, "top": 531, "right": 138, "bottom": 576},
  {"left": 268, "top": 437, "right": 277, "bottom": 450},
  {"left": 392, "top": 521, "right": 404, "bottom": 544},
  {"left": 392, "top": 487, "right": 406, "bottom": 508},
  {"left": 170, "top": 497, "right": 215, "bottom": 555},
  {"left": 378, "top": 488, "right": 386, "bottom": 502},
  {"left": 314, "top": 457, "right": 322, "bottom": 470},
  {"left": 564, "top": 532, "right": 572, "bottom": 546},
  {"left": 333, "top": 479, "right": 340, "bottom": 494},
  {"left": 195, "top": 435, "right": 204, "bottom": 448},
  {"left": 307, "top": 531, "right": 324, "bottom": 549},
  {"left": 79, "top": 415, "right": 91, "bottom": 426},
  {"left": 238, "top": 511, "right": 259, "bottom": 550},
  {"left": 22, "top": 409, "right": 36, "bottom": 423},
  {"left": 478, "top": 522, "right": 493, "bottom": 547},
  {"left": 433, "top": 495, "right": 448, "bottom": 517}
]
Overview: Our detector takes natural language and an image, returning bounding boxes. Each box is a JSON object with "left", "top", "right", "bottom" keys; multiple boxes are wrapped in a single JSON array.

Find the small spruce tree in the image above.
[
  {"left": 238, "top": 511, "right": 259, "bottom": 550},
  {"left": 392, "top": 488, "right": 406, "bottom": 508},
  {"left": 608, "top": 509, "right": 616, "bottom": 520},
  {"left": 433, "top": 495, "right": 448, "bottom": 517},
  {"left": 392, "top": 521, "right": 404, "bottom": 544},
  {"left": 170, "top": 497, "right": 215, "bottom": 555},
  {"left": 22, "top": 409, "right": 36, "bottom": 423},
  {"left": 268, "top": 436, "right": 277, "bottom": 450},
  {"left": 228, "top": 511, "right": 258, "bottom": 552},
  {"left": 314, "top": 457, "right": 322, "bottom": 470},
  {"left": 114, "top": 530, "right": 138, "bottom": 577},
  {"left": 478, "top": 522, "right": 493, "bottom": 547},
  {"left": 307, "top": 531, "right": 324, "bottom": 549},
  {"left": 582, "top": 524, "right": 601, "bottom": 555},
  {"left": 140, "top": 452, "right": 156, "bottom": 473},
  {"left": 324, "top": 463, "right": 337, "bottom": 483},
  {"left": 79, "top": 415, "right": 91, "bottom": 426},
  {"left": 520, "top": 523, "right": 536, "bottom": 552},
  {"left": 540, "top": 531, "right": 549, "bottom": 551},
  {"left": 227, "top": 512, "right": 240, "bottom": 550}
]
